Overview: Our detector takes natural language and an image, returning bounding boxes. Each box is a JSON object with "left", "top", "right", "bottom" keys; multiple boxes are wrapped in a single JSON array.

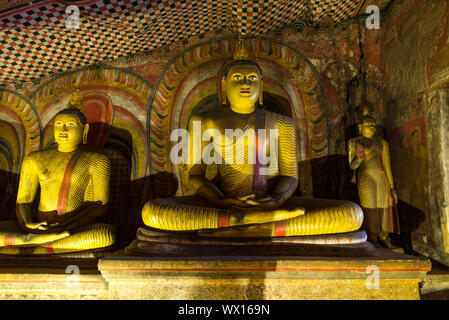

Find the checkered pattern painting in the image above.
[
  {"left": 230, "top": 0, "right": 308, "bottom": 35},
  {"left": 0, "top": 0, "right": 391, "bottom": 85},
  {"left": 310, "top": 0, "right": 361, "bottom": 22}
]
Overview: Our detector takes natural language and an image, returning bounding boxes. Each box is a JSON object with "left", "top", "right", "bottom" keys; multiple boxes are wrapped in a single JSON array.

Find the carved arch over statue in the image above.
[
  {"left": 28, "top": 65, "right": 152, "bottom": 180},
  {"left": 25, "top": 66, "right": 154, "bottom": 245},
  {"left": 147, "top": 37, "right": 332, "bottom": 196},
  {"left": 0, "top": 89, "right": 42, "bottom": 173},
  {"left": 0, "top": 89, "right": 42, "bottom": 220}
]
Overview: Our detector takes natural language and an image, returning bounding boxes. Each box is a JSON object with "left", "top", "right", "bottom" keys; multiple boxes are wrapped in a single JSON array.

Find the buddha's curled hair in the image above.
[
  {"left": 55, "top": 108, "right": 87, "bottom": 125},
  {"left": 222, "top": 59, "right": 263, "bottom": 80},
  {"left": 54, "top": 89, "right": 87, "bottom": 125}
]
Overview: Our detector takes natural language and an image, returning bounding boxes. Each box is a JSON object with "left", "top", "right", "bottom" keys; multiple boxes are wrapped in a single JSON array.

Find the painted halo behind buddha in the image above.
[{"left": 140, "top": 43, "right": 364, "bottom": 239}]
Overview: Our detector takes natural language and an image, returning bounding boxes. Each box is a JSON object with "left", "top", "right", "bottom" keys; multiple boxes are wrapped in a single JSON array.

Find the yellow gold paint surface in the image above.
[
  {"left": 348, "top": 114, "right": 398, "bottom": 240},
  {"left": 142, "top": 60, "right": 363, "bottom": 237},
  {"left": 0, "top": 92, "right": 115, "bottom": 254}
]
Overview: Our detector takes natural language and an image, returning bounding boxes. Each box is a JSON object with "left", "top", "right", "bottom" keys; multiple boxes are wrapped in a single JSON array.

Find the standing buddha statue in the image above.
[{"left": 348, "top": 110, "right": 399, "bottom": 247}]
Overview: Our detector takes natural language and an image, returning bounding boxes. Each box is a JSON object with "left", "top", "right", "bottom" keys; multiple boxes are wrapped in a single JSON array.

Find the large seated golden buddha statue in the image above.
[
  {"left": 0, "top": 90, "right": 115, "bottom": 255},
  {"left": 140, "top": 43, "right": 364, "bottom": 241}
]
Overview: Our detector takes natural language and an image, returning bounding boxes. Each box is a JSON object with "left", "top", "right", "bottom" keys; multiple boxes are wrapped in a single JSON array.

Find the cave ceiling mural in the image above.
[{"left": 0, "top": 0, "right": 392, "bottom": 85}]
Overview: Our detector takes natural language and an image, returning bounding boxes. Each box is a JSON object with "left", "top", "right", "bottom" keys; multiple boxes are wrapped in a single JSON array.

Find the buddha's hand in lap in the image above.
[
  {"left": 25, "top": 221, "right": 60, "bottom": 231},
  {"left": 218, "top": 195, "right": 285, "bottom": 210},
  {"left": 218, "top": 197, "right": 253, "bottom": 209},
  {"left": 225, "top": 194, "right": 305, "bottom": 226},
  {"left": 238, "top": 194, "right": 286, "bottom": 210}
]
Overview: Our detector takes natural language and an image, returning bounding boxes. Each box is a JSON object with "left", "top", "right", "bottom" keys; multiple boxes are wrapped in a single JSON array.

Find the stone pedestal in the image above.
[
  {"left": 0, "top": 257, "right": 107, "bottom": 300},
  {"left": 0, "top": 271, "right": 107, "bottom": 300},
  {"left": 98, "top": 242, "right": 431, "bottom": 300}
]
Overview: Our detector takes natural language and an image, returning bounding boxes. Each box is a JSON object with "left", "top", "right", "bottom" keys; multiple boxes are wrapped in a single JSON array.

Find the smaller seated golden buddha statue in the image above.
[
  {"left": 139, "top": 41, "right": 364, "bottom": 241},
  {"left": 0, "top": 90, "right": 115, "bottom": 255}
]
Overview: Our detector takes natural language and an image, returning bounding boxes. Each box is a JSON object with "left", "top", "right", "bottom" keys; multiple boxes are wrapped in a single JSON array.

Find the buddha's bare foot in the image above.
[
  {"left": 198, "top": 223, "right": 273, "bottom": 238},
  {"left": 20, "top": 231, "right": 70, "bottom": 246},
  {"left": 230, "top": 207, "right": 304, "bottom": 226}
]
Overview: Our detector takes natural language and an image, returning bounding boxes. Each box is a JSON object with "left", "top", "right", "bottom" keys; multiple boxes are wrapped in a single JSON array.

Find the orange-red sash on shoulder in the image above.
[{"left": 57, "top": 150, "right": 83, "bottom": 216}]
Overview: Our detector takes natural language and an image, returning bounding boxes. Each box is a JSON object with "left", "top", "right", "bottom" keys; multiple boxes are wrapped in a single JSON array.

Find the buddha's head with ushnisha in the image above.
[
  {"left": 358, "top": 109, "right": 377, "bottom": 139},
  {"left": 54, "top": 90, "right": 89, "bottom": 152},
  {"left": 221, "top": 39, "right": 263, "bottom": 114}
]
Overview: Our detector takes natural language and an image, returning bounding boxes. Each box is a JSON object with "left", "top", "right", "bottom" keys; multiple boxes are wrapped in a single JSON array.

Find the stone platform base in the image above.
[
  {"left": 0, "top": 270, "right": 107, "bottom": 299},
  {"left": 98, "top": 241, "right": 431, "bottom": 300},
  {"left": 0, "top": 255, "right": 107, "bottom": 299},
  {"left": 0, "top": 240, "right": 431, "bottom": 300}
]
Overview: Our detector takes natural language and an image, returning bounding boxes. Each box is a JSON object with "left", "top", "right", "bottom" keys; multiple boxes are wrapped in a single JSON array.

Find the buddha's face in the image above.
[
  {"left": 360, "top": 120, "right": 376, "bottom": 138},
  {"left": 54, "top": 114, "right": 86, "bottom": 151},
  {"left": 224, "top": 65, "right": 261, "bottom": 113},
  {"left": 400, "top": 135, "right": 408, "bottom": 148},
  {"left": 411, "top": 131, "right": 420, "bottom": 147}
]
